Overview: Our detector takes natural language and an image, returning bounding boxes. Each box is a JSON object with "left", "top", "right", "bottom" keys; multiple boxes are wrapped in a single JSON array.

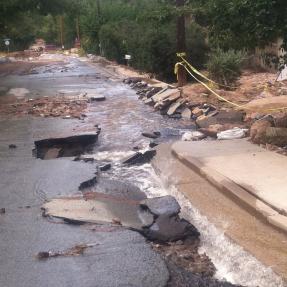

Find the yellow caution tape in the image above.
[
  {"left": 174, "top": 60, "right": 287, "bottom": 113},
  {"left": 178, "top": 55, "right": 237, "bottom": 89}
]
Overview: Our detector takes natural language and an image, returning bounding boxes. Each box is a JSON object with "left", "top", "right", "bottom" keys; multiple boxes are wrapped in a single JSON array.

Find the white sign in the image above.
[
  {"left": 4, "top": 40, "right": 10, "bottom": 46},
  {"left": 125, "top": 54, "right": 131, "bottom": 60}
]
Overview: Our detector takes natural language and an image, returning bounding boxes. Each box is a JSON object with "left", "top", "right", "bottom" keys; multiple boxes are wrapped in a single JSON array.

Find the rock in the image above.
[
  {"left": 143, "top": 215, "right": 200, "bottom": 242},
  {"left": 181, "top": 131, "right": 206, "bottom": 141},
  {"left": 181, "top": 108, "right": 192, "bottom": 119},
  {"left": 124, "top": 77, "right": 142, "bottom": 85},
  {"left": 140, "top": 196, "right": 181, "bottom": 216},
  {"left": 265, "top": 127, "right": 287, "bottom": 147},
  {"left": 122, "top": 150, "right": 156, "bottom": 165},
  {"left": 78, "top": 176, "right": 97, "bottom": 191},
  {"left": 196, "top": 111, "right": 243, "bottom": 128},
  {"left": 152, "top": 89, "right": 180, "bottom": 103},
  {"left": 199, "top": 124, "right": 225, "bottom": 138},
  {"left": 250, "top": 120, "right": 272, "bottom": 144},
  {"left": 191, "top": 107, "right": 204, "bottom": 117},
  {"left": 164, "top": 92, "right": 181, "bottom": 103},
  {"left": 9, "top": 144, "right": 17, "bottom": 149},
  {"left": 146, "top": 87, "right": 162, "bottom": 99},
  {"left": 167, "top": 102, "right": 183, "bottom": 116},
  {"left": 142, "top": 132, "right": 161, "bottom": 139},
  {"left": 144, "top": 98, "right": 154, "bottom": 105},
  {"left": 149, "top": 142, "right": 159, "bottom": 148},
  {"left": 100, "top": 163, "right": 111, "bottom": 171}
]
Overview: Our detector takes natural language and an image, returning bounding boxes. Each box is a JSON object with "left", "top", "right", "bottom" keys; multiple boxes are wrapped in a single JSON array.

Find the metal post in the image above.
[{"left": 176, "top": 0, "right": 187, "bottom": 87}]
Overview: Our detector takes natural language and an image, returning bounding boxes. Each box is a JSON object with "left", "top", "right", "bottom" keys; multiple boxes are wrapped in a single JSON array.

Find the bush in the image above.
[{"left": 206, "top": 48, "right": 246, "bottom": 86}]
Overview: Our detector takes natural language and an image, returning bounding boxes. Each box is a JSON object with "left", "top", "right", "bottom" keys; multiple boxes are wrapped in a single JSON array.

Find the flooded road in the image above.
[{"left": 0, "top": 54, "right": 285, "bottom": 287}]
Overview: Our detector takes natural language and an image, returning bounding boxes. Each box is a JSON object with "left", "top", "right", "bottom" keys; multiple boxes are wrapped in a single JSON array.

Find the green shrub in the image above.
[{"left": 206, "top": 48, "right": 246, "bottom": 86}]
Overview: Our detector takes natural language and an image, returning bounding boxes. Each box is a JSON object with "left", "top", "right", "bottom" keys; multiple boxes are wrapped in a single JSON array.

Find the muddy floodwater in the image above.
[{"left": 0, "top": 55, "right": 285, "bottom": 287}]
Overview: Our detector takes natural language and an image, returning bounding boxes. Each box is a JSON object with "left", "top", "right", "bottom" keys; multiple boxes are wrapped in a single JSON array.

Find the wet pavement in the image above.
[{"left": 0, "top": 54, "right": 285, "bottom": 287}]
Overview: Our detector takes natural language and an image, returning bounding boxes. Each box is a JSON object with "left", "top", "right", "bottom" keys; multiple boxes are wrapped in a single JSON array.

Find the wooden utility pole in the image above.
[
  {"left": 176, "top": 0, "right": 187, "bottom": 87},
  {"left": 76, "top": 16, "right": 81, "bottom": 44}
]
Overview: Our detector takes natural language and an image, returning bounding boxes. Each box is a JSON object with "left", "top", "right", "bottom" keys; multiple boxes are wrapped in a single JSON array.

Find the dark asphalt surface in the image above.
[{"left": 0, "top": 57, "right": 169, "bottom": 287}]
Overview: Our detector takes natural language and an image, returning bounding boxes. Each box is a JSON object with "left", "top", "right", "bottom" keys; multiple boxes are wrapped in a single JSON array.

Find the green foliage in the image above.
[
  {"left": 206, "top": 48, "right": 246, "bottom": 86},
  {"left": 192, "top": 0, "right": 287, "bottom": 51}
]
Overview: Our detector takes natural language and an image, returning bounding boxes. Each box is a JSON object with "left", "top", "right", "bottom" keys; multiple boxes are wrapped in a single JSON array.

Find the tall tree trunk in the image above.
[{"left": 176, "top": 0, "right": 187, "bottom": 87}]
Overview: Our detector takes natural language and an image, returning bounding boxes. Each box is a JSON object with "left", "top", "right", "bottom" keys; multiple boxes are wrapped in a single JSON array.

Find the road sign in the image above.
[
  {"left": 125, "top": 55, "right": 131, "bottom": 60},
  {"left": 5, "top": 40, "right": 10, "bottom": 46}
]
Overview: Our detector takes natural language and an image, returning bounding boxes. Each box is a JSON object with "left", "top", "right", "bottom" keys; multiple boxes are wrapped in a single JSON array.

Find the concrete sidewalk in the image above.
[{"left": 172, "top": 139, "right": 287, "bottom": 233}]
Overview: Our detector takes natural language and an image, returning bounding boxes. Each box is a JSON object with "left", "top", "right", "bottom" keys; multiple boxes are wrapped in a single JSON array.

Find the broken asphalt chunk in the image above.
[
  {"left": 34, "top": 131, "right": 100, "bottom": 159},
  {"left": 122, "top": 150, "right": 156, "bottom": 165},
  {"left": 143, "top": 215, "right": 200, "bottom": 243},
  {"left": 142, "top": 132, "right": 161, "bottom": 139},
  {"left": 99, "top": 163, "right": 111, "bottom": 171},
  {"left": 140, "top": 196, "right": 181, "bottom": 217}
]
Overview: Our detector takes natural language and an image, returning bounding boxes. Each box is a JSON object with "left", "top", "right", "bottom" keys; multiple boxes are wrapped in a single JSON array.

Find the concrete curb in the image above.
[{"left": 171, "top": 144, "right": 287, "bottom": 234}]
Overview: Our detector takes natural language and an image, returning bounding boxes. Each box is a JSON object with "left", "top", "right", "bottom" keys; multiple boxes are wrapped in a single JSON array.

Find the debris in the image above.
[
  {"left": 36, "top": 243, "right": 96, "bottom": 260},
  {"left": 142, "top": 132, "right": 161, "bottom": 139},
  {"left": 90, "top": 95, "right": 106, "bottom": 102},
  {"left": 0, "top": 208, "right": 6, "bottom": 214},
  {"left": 144, "top": 215, "right": 200, "bottom": 243},
  {"left": 73, "top": 155, "right": 95, "bottom": 163},
  {"left": 79, "top": 176, "right": 97, "bottom": 191},
  {"left": 149, "top": 142, "right": 159, "bottom": 148},
  {"left": 181, "top": 108, "right": 192, "bottom": 119},
  {"left": 0, "top": 96, "right": 88, "bottom": 119},
  {"left": 9, "top": 144, "right": 17, "bottom": 149},
  {"left": 122, "top": 150, "right": 156, "bottom": 165},
  {"left": 217, "top": 127, "right": 249, "bottom": 140},
  {"left": 99, "top": 163, "right": 111, "bottom": 171},
  {"left": 139, "top": 196, "right": 200, "bottom": 242},
  {"left": 181, "top": 131, "right": 206, "bottom": 141},
  {"left": 191, "top": 107, "right": 204, "bottom": 117},
  {"left": 167, "top": 101, "right": 183, "bottom": 116},
  {"left": 42, "top": 194, "right": 143, "bottom": 229},
  {"left": 140, "top": 196, "right": 181, "bottom": 217}
]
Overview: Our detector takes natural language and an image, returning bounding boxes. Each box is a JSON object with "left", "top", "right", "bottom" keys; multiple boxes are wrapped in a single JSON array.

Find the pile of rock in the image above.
[{"left": 124, "top": 77, "right": 220, "bottom": 122}]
